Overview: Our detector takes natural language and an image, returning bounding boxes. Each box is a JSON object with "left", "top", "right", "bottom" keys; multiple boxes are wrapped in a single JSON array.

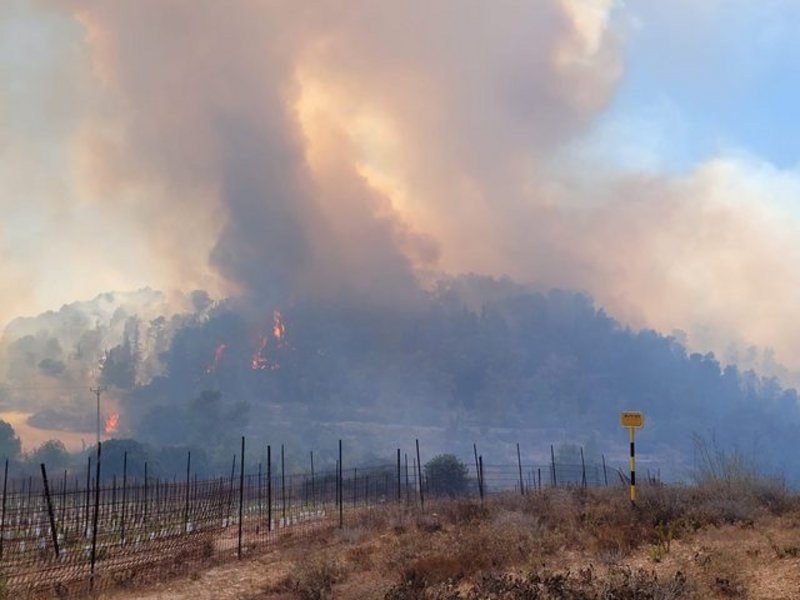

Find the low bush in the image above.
[
  {"left": 385, "top": 566, "right": 693, "bottom": 600},
  {"left": 290, "top": 555, "right": 341, "bottom": 600}
]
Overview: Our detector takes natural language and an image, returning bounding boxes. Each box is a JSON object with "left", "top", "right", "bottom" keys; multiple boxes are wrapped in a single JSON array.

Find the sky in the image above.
[{"left": 3, "top": 0, "right": 800, "bottom": 381}]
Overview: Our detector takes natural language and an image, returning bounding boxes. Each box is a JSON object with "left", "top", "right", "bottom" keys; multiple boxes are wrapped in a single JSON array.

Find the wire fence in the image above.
[{"left": 0, "top": 439, "right": 619, "bottom": 598}]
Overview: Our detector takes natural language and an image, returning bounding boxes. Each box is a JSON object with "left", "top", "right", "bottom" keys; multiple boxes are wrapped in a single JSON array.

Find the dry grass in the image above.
[
  {"left": 103, "top": 479, "right": 800, "bottom": 600},
  {"left": 371, "top": 481, "right": 798, "bottom": 599}
]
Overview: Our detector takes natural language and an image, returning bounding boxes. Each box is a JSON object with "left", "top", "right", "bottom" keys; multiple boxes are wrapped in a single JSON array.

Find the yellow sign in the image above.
[{"left": 620, "top": 412, "right": 644, "bottom": 428}]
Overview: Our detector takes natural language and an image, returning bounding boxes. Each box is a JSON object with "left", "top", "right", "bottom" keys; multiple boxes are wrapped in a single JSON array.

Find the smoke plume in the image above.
[{"left": 3, "top": 0, "right": 800, "bottom": 377}]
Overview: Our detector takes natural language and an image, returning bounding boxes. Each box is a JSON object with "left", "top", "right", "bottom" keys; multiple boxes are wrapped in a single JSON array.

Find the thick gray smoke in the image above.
[
  {"left": 4, "top": 1, "right": 800, "bottom": 390},
  {"left": 24, "top": 0, "right": 621, "bottom": 310},
  {"left": 44, "top": 1, "right": 437, "bottom": 309}
]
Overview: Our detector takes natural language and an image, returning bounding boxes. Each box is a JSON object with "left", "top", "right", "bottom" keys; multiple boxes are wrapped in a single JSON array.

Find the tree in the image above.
[
  {"left": 100, "top": 317, "right": 140, "bottom": 388},
  {"left": 28, "top": 440, "right": 70, "bottom": 472},
  {"left": 0, "top": 420, "right": 21, "bottom": 461},
  {"left": 424, "top": 454, "right": 469, "bottom": 497},
  {"left": 94, "top": 438, "right": 149, "bottom": 479}
]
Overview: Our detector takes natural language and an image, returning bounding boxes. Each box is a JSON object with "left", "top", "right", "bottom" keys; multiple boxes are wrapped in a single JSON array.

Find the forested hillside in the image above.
[{"left": 110, "top": 276, "right": 800, "bottom": 480}]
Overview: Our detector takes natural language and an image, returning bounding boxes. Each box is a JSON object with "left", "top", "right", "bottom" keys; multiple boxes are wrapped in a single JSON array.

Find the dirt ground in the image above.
[
  {"left": 98, "top": 492, "right": 800, "bottom": 600},
  {"left": 99, "top": 541, "right": 297, "bottom": 600}
]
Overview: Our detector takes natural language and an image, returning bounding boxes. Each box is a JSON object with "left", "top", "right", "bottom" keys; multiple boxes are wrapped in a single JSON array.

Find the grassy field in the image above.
[{"left": 100, "top": 476, "right": 800, "bottom": 600}]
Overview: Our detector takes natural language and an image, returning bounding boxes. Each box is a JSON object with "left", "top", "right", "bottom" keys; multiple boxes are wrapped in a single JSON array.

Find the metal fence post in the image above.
[
  {"left": 478, "top": 455, "right": 485, "bottom": 503},
  {"left": 90, "top": 442, "right": 102, "bottom": 590},
  {"left": 184, "top": 451, "right": 191, "bottom": 534},
  {"left": 396, "top": 449, "right": 401, "bottom": 503},
  {"left": 238, "top": 437, "right": 245, "bottom": 559},
  {"left": 121, "top": 451, "right": 127, "bottom": 544},
  {"left": 257, "top": 462, "right": 262, "bottom": 528},
  {"left": 40, "top": 463, "right": 60, "bottom": 559},
  {"left": 61, "top": 468, "right": 67, "bottom": 529},
  {"left": 580, "top": 447, "right": 587, "bottom": 489},
  {"left": 415, "top": 439, "right": 424, "bottom": 509},
  {"left": 404, "top": 453, "right": 410, "bottom": 504},
  {"left": 227, "top": 454, "right": 236, "bottom": 525},
  {"left": 0, "top": 458, "right": 8, "bottom": 559},
  {"left": 338, "top": 439, "right": 343, "bottom": 528},
  {"left": 281, "top": 444, "right": 286, "bottom": 525},
  {"left": 143, "top": 461, "right": 148, "bottom": 524},
  {"left": 267, "top": 445, "right": 272, "bottom": 532},
  {"left": 310, "top": 451, "right": 316, "bottom": 508},
  {"left": 85, "top": 455, "right": 91, "bottom": 537}
]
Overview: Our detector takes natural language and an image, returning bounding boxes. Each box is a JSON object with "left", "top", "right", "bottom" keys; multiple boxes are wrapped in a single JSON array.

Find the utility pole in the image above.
[{"left": 90, "top": 386, "right": 107, "bottom": 449}]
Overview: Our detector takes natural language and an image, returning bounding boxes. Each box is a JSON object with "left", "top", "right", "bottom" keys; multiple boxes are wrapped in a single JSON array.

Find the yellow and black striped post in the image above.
[
  {"left": 620, "top": 411, "right": 644, "bottom": 504},
  {"left": 629, "top": 426, "right": 636, "bottom": 503}
]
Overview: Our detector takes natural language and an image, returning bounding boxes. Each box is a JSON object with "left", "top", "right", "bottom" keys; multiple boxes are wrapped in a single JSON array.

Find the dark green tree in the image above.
[
  {"left": 424, "top": 453, "right": 469, "bottom": 497},
  {"left": 94, "top": 438, "right": 149, "bottom": 479},
  {"left": 28, "top": 439, "right": 70, "bottom": 471},
  {"left": 0, "top": 420, "right": 21, "bottom": 461}
]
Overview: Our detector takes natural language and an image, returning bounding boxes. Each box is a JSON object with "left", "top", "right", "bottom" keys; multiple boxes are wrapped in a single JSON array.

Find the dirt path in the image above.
[{"left": 99, "top": 546, "right": 294, "bottom": 600}]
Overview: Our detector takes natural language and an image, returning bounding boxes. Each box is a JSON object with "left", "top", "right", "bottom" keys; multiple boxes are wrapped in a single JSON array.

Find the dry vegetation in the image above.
[{"left": 102, "top": 476, "right": 800, "bottom": 600}]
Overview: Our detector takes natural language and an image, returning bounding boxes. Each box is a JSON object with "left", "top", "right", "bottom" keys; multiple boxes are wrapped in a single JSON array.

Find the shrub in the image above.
[
  {"left": 424, "top": 454, "right": 469, "bottom": 498},
  {"left": 463, "top": 566, "right": 692, "bottom": 599},
  {"left": 292, "top": 556, "right": 340, "bottom": 600}
]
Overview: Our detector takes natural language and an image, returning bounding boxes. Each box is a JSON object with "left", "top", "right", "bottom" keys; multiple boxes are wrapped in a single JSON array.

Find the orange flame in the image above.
[
  {"left": 251, "top": 309, "right": 288, "bottom": 371},
  {"left": 251, "top": 335, "right": 269, "bottom": 370},
  {"left": 273, "top": 310, "right": 285, "bottom": 341},
  {"left": 105, "top": 411, "right": 119, "bottom": 434},
  {"left": 206, "top": 343, "right": 228, "bottom": 374}
]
